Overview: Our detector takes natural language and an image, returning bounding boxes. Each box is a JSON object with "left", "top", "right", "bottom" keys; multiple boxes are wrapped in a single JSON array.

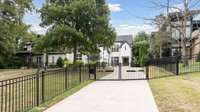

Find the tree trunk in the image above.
[
  {"left": 181, "top": 39, "right": 189, "bottom": 66},
  {"left": 182, "top": 0, "right": 189, "bottom": 66},
  {"left": 159, "top": 43, "right": 162, "bottom": 58},
  {"left": 45, "top": 52, "right": 48, "bottom": 67},
  {"left": 73, "top": 43, "right": 77, "bottom": 63}
]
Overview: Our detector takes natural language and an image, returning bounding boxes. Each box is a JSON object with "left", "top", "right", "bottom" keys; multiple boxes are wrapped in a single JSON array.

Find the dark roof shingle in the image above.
[{"left": 116, "top": 35, "right": 133, "bottom": 45}]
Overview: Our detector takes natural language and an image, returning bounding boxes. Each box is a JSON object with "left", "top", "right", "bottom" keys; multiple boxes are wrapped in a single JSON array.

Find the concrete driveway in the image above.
[{"left": 44, "top": 80, "right": 159, "bottom": 112}]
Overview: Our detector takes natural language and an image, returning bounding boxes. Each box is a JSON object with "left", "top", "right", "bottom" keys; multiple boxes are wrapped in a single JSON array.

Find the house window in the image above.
[
  {"left": 36, "top": 56, "right": 42, "bottom": 65},
  {"left": 111, "top": 45, "right": 119, "bottom": 52}
]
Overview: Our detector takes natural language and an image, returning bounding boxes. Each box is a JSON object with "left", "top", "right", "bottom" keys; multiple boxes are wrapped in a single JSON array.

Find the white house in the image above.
[
  {"left": 19, "top": 35, "right": 132, "bottom": 67},
  {"left": 109, "top": 35, "right": 133, "bottom": 66},
  {"left": 44, "top": 52, "right": 88, "bottom": 66},
  {"left": 99, "top": 47, "right": 110, "bottom": 64}
]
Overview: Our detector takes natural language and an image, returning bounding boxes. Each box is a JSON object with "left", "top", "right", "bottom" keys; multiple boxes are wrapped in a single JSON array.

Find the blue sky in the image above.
[{"left": 23, "top": 0, "right": 200, "bottom": 36}]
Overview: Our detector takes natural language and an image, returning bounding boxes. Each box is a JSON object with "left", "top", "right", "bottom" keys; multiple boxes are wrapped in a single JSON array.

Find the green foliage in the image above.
[
  {"left": 74, "top": 60, "right": 84, "bottom": 65},
  {"left": 88, "top": 61, "right": 97, "bottom": 65},
  {"left": 40, "top": 0, "right": 116, "bottom": 62},
  {"left": 149, "top": 19, "right": 171, "bottom": 58},
  {"left": 56, "top": 57, "right": 64, "bottom": 68},
  {"left": 0, "top": 0, "right": 33, "bottom": 57},
  {"left": 132, "top": 32, "right": 149, "bottom": 67},
  {"left": 0, "top": 56, "right": 24, "bottom": 69}
]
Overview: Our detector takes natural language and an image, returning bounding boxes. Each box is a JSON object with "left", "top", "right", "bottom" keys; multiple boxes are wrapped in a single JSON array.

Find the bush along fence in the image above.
[
  {"left": 146, "top": 55, "right": 200, "bottom": 79},
  {"left": 0, "top": 64, "right": 95, "bottom": 112}
]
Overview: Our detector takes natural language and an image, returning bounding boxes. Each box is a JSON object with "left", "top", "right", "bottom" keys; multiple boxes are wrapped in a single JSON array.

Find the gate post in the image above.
[
  {"left": 146, "top": 65, "right": 149, "bottom": 80},
  {"left": 65, "top": 67, "right": 68, "bottom": 90},
  {"left": 118, "top": 63, "right": 122, "bottom": 80},
  {"left": 41, "top": 71, "right": 45, "bottom": 103},
  {"left": 94, "top": 64, "right": 97, "bottom": 80},
  {"left": 79, "top": 65, "right": 82, "bottom": 83},
  {"left": 36, "top": 68, "right": 40, "bottom": 106},
  {"left": 176, "top": 57, "right": 179, "bottom": 75}
]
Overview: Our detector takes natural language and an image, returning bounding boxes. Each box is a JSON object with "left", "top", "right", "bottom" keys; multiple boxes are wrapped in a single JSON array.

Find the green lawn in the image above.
[
  {"left": 0, "top": 67, "right": 91, "bottom": 112},
  {"left": 149, "top": 72, "right": 200, "bottom": 112},
  {"left": 0, "top": 69, "right": 37, "bottom": 80},
  {"left": 149, "top": 66, "right": 175, "bottom": 79}
]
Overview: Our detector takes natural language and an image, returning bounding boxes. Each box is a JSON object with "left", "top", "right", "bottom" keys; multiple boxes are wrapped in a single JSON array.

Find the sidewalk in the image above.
[{"left": 44, "top": 80, "right": 159, "bottom": 112}]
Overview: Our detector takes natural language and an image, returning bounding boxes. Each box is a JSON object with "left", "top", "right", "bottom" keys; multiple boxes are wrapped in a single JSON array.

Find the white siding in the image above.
[
  {"left": 48, "top": 54, "right": 66, "bottom": 65},
  {"left": 110, "top": 42, "right": 132, "bottom": 66},
  {"left": 99, "top": 47, "right": 110, "bottom": 63}
]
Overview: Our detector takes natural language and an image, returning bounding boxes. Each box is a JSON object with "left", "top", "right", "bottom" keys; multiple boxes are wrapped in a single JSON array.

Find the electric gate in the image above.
[{"left": 95, "top": 64, "right": 147, "bottom": 81}]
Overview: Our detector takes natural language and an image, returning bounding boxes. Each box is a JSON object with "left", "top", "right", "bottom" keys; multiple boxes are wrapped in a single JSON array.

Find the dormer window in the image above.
[{"left": 111, "top": 45, "right": 119, "bottom": 52}]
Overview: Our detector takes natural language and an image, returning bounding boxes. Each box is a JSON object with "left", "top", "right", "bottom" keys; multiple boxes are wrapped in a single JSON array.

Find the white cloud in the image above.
[
  {"left": 23, "top": 11, "right": 47, "bottom": 35},
  {"left": 29, "top": 24, "right": 47, "bottom": 35},
  {"left": 108, "top": 3, "right": 122, "bottom": 12},
  {"left": 169, "top": 3, "right": 184, "bottom": 13},
  {"left": 115, "top": 24, "right": 157, "bottom": 36}
]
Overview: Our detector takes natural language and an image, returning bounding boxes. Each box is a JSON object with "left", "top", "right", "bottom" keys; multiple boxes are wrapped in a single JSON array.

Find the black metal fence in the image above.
[
  {"left": 0, "top": 65, "right": 92, "bottom": 112},
  {"left": 146, "top": 55, "right": 200, "bottom": 79},
  {"left": 179, "top": 55, "right": 200, "bottom": 74}
]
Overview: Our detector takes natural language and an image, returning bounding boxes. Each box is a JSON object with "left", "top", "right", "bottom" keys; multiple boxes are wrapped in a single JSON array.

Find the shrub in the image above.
[
  {"left": 0, "top": 56, "right": 24, "bottom": 69},
  {"left": 48, "top": 64, "right": 58, "bottom": 68},
  {"left": 88, "top": 61, "right": 97, "bottom": 65},
  {"left": 74, "top": 60, "right": 84, "bottom": 65},
  {"left": 64, "top": 60, "right": 72, "bottom": 67},
  {"left": 56, "top": 57, "right": 64, "bottom": 67}
]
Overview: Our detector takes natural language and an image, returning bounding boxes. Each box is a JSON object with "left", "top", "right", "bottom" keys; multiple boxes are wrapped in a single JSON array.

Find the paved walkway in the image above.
[{"left": 44, "top": 80, "right": 159, "bottom": 112}]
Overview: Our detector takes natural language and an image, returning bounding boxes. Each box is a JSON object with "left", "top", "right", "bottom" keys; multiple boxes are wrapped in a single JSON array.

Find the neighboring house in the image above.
[
  {"left": 110, "top": 35, "right": 132, "bottom": 66},
  {"left": 99, "top": 47, "right": 110, "bottom": 64},
  {"left": 44, "top": 52, "right": 88, "bottom": 66},
  {"left": 17, "top": 42, "right": 89, "bottom": 67},
  {"left": 166, "top": 10, "right": 200, "bottom": 56},
  {"left": 18, "top": 35, "right": 133, "bottom": 67},
  {"left": 192, "top": 29, "right": 200, "bottom": 56}
]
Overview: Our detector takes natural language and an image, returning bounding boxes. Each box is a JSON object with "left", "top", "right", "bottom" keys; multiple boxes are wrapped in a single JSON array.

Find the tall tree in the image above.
[
  {"left": 40, "top": 0, "right": 116, "bottom": 63},
  {"left": 0, "top": 0, "right": 33, "bottom": 57}
]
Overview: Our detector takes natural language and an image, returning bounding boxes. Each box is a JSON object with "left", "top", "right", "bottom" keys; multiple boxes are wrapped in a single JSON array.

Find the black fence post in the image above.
[
  {"left": 88, "top": 64, "right": 91, "bottom": 79},
  {"left": 36, "top": 69, "right": 40, "bottom": 106},
  {"left": 176, "top": 58, "right": 179, "bottom": 75},
  {"left": 118, "top": 63, "right": 122, "bottom": 80},
  {"left": 94, "top": 64, "right": 97, "bottom": 80},
  {"left": 41, "top": 71, "right": 45, "bottom": 103},
  {"left": 65, "top": 67, "right": 68, "bottom": 90},
  {"left": 79, "top": 65, "right": 82, "bottom": 83},
  {"left": 146, "top": 65, "right": 149, "bottom": 80}
]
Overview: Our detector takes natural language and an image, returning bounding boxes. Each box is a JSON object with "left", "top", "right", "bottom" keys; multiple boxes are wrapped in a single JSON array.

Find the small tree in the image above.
[
  {"left": 132, "top": 32, "right": 149, "bottom": 67},
  {"left": 56, "top": 57, "right": 64, "bottom": 68}
]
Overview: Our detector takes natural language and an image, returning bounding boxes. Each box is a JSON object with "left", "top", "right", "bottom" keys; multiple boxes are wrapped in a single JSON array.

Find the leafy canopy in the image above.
[{"left": 40, "top": 0, "right": 116, "bottom": 62}]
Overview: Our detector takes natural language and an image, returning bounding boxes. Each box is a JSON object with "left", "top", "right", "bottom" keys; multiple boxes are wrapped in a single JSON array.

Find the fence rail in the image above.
[
  {"left": 0, "top": 65, "right": 92, "bottom": 112},
  {"left": 147, "top": 55, "right": 200, "bottom": 79}
]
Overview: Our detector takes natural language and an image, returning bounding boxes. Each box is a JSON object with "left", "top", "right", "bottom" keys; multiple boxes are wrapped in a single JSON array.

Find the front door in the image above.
[{"left": 122, "top": 57, "right": 129, "bottom": 66}]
